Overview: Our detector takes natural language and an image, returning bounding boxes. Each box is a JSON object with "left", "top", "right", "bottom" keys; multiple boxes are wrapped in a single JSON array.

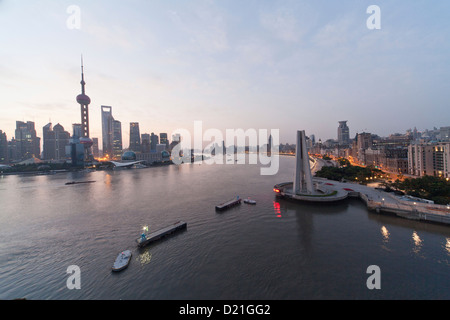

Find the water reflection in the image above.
[
  {"left": 445, "top": 238, "right": 450, "bottom": 255},
  {"left": 105, "top": 173, "right": 112, "bottom": 189},
  {"left": 273, "top": 201, "right": 282, "bottom": 218},
  {"left": 381, "top": 226, "right": 390, "bottom": 243},
  {"left": 137, "top": 249, "right": 152, "bottom": 266},
  {"left": 412, "top": 231, "right": 423, "bottom": 255}
]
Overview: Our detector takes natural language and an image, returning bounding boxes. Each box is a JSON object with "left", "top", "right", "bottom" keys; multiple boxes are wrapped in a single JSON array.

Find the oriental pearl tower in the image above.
[{"left": 76, "top": 56, "right": 93, "bottom": 159}]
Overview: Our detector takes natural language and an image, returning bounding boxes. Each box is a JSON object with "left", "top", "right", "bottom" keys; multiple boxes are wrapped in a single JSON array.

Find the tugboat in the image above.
[{"left": 112, "top": 250, "right": 132, "bottom": 272}]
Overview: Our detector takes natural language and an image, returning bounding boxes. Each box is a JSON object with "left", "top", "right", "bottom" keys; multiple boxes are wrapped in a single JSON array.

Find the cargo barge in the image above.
[
  {"left": 215, "top": 197, "right": 242, "bottom": 211},
  {"left": 137, "top": 221, "right": 187, "bottom": 248}
]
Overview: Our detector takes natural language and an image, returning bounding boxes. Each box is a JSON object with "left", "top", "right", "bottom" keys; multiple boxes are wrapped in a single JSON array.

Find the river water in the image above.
[{"left": 0, "top": 156, "right": 449, "bottom": 299}]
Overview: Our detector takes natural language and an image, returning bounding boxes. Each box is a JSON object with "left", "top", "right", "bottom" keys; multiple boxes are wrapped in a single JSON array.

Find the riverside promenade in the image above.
[{"left": 275, "top": 156, "right": 450, "bottom": 226}]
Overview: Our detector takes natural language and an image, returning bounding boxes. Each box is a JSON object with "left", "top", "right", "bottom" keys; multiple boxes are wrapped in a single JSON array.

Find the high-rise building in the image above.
[
  {"left": 101, "top": 105, "right": 114, "bottom": 159},
  {"left": 440, "top": 126, "right": 450, "bottom": 141},
  {"left": 357, "top": 132, "right": 372, "bottom": 150},
  {"left": 129, "top": 122, "right": 141, "bottom": 152},
  {"left": 0, "top": 130, "right": 8, "bottom": 163},
  {"left": 169, "top": 133, "right": 181, "bottom": 152},
  {"left": 92, "top": 138, "right": 99, "bottom": 159},
  {"left": 43, "top": 123, "right": 70, "bottom": 160},
  {"left": 42, "top": 122, "right": 70, "bottom": 160},
  {"left": 112, "top": 120, "right": 123, "bottom": 160},
  {"left": 160, "top": 133, "right": 168, "bottom": 147},
  {"left": 141, "top": 133, "right": 150, "bottom": 153},
  {"left": 7, "top": 139, "right": 17, "bottom": 162},
  {"left": 150, "top": 133, "right": 159, "bottom": 151},
  {"left": 338, "top": 121, "right": 350, "bottom": 145},
  {"left": 43, "top": 123, "right": 56, "bottom": 160},
  {"left": 53, "top": 124, "right": 70, "bottom": 160},
  {"left": 15, "top": 121, "right": 40, "bottom": 161},
  {"left": 408, "top": 142, "right": 450, "bottom": 178},
  {"left": 72, "top": 123, "right": 83, "bottom": 138}
]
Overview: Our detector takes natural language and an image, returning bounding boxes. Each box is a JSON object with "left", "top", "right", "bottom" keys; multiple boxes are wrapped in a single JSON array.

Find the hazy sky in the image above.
[{"left": 1, "top": 0, "right": 449, "bottom": 147}]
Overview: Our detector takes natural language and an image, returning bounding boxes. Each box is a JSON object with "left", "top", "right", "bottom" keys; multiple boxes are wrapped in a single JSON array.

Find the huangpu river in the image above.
[{"left": 0, "top": 156, "right": 449, "bottom": 300}]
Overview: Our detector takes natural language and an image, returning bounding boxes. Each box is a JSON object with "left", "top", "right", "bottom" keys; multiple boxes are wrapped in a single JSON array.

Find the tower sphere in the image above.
[{"left": 77, "top": 93, "right": 91, "bottom": 105}]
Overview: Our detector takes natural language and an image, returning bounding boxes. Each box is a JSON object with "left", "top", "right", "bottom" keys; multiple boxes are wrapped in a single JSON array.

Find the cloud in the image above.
[
  {"left": 168, "top": 4, "right": 229, "bottom": 54},
  {"left": 258, "top": 1, "right": 318, "bottom": 44},
  {"left": 260, "top": 7, "right": 300, "bottom": 43}
]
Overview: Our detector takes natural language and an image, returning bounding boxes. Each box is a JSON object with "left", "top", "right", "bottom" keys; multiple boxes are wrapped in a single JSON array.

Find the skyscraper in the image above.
[
  {"left": 141, "top": 133, "right": 150, "bottom": 153},
  {"left": 129, "top": 122, "right": 141, "bottom": 152},
  {"left": 150, "top": 133, "right": 159, "bottom": 151},
  {"left": 43, "top": 123, "right": 56, "bottom": 160},
  {"left": 15, "top": 121, "right": 40, "bottom": 161},
  {"left": 160, "top": 133, "right": 168, "bottom": 148},
  {"left": 43, "top": 123, "right": 70, "bottom": 160},
  {"left": 53, "top": 124, "right": 70, "bottom": 160},
  {"left": 72, "top": 123, "right": 83, "bottom": 138},
  {"left": 92, "top": 138, "right": 99, "bottom": 159},
  {"left": 338, "top": 121, "right": 350, "bottom": 145},
  {"left": 0, "top": 130, "right": 8, "bottom": 163},
  {"left": 101, "top": 105, "right": 114, "bottom": 158},
  {"left": 112, "top": 120, "right": 123, "bottom": 160}
]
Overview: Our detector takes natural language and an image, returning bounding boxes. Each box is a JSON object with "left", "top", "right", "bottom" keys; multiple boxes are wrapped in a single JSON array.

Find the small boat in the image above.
[
  {"left": 112, "top": 250, "right": 132, "bottom": 272},
  {"left": 244, "top": 198, "right": 256, "bottom": 205}
]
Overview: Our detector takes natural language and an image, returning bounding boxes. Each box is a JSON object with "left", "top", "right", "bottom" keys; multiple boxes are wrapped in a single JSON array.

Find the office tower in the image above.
[
  {"left": 169, "top": 133, "right": 180, "bottom": 152},
  {"left": 141, "top": 133, "right": 150, "bottom": 153},
  {"left": 0, "top": 130, "right": 8, "bottom": 163},
  {"left": 160, "top": 133, "right": 168, "bottom": 147},
  {"left": 101, "top": 105, "right": 114, "bottom": 158},
  {"left": 440, "top": 127, "right": 450, "bottom": 141},
  {"left": 129, "top": 122, "right": 141, "bottom": 152},
  {"left": 112, "top": 120, "right": 123, "bottom": 160},
  {"left": 7, "top": 139, "right": 17, "bottom": 162},
  {"left": 72, "top": 123, "right": 83, "bottom": 138},
  {"left": 76, "top": 56, "right": 91, "bottom": 138},
  {"left": 53, "top": 124, "right": 70, "bottom": 160},
  {"left": 43, "top": 123, "right": 70, "bottom": 160},
  {"left": 43, "top": 123, "right": 56, "bottom": 160},
  {"left": 338, "top": 121, "right": 350, "bottom": 145},
  {"left": 92, "top": 138, "right": 99, "bottom": 159},
  {"left": 172, "top": 133, "right": 180, "bottom": 142},
  {"left": 15, "top": 121, "right": 40, "bottom": 161},
  {"left": 357, "top": 132, "right": 373, "bottom": 150},
  {"left": 150, "top": 133, "right": 159, "bottom": 151}
]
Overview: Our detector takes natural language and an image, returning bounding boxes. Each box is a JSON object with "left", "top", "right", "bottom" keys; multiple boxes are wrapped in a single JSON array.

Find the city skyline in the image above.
[{"left": 1, "top": 1, "right": 450, "bottom": 145}]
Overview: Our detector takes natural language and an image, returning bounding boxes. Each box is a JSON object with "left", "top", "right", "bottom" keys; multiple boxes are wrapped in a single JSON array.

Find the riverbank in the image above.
[{"left": 274, "top": 178, "right": 450, "bottom": 226}]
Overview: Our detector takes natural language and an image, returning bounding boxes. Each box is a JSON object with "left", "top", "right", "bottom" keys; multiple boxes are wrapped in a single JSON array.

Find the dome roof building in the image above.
[{"left": 122, "top": 151, "right": 137, "bottom": 161}]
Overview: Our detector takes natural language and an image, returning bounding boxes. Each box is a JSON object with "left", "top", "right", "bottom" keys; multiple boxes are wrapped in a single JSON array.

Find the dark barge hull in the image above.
[
  {"left": 137, "top": 221, "right": 187, "bottom": 247},
  {"left": 215, "top": 198, "right": 242, "bottom": 211}
]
